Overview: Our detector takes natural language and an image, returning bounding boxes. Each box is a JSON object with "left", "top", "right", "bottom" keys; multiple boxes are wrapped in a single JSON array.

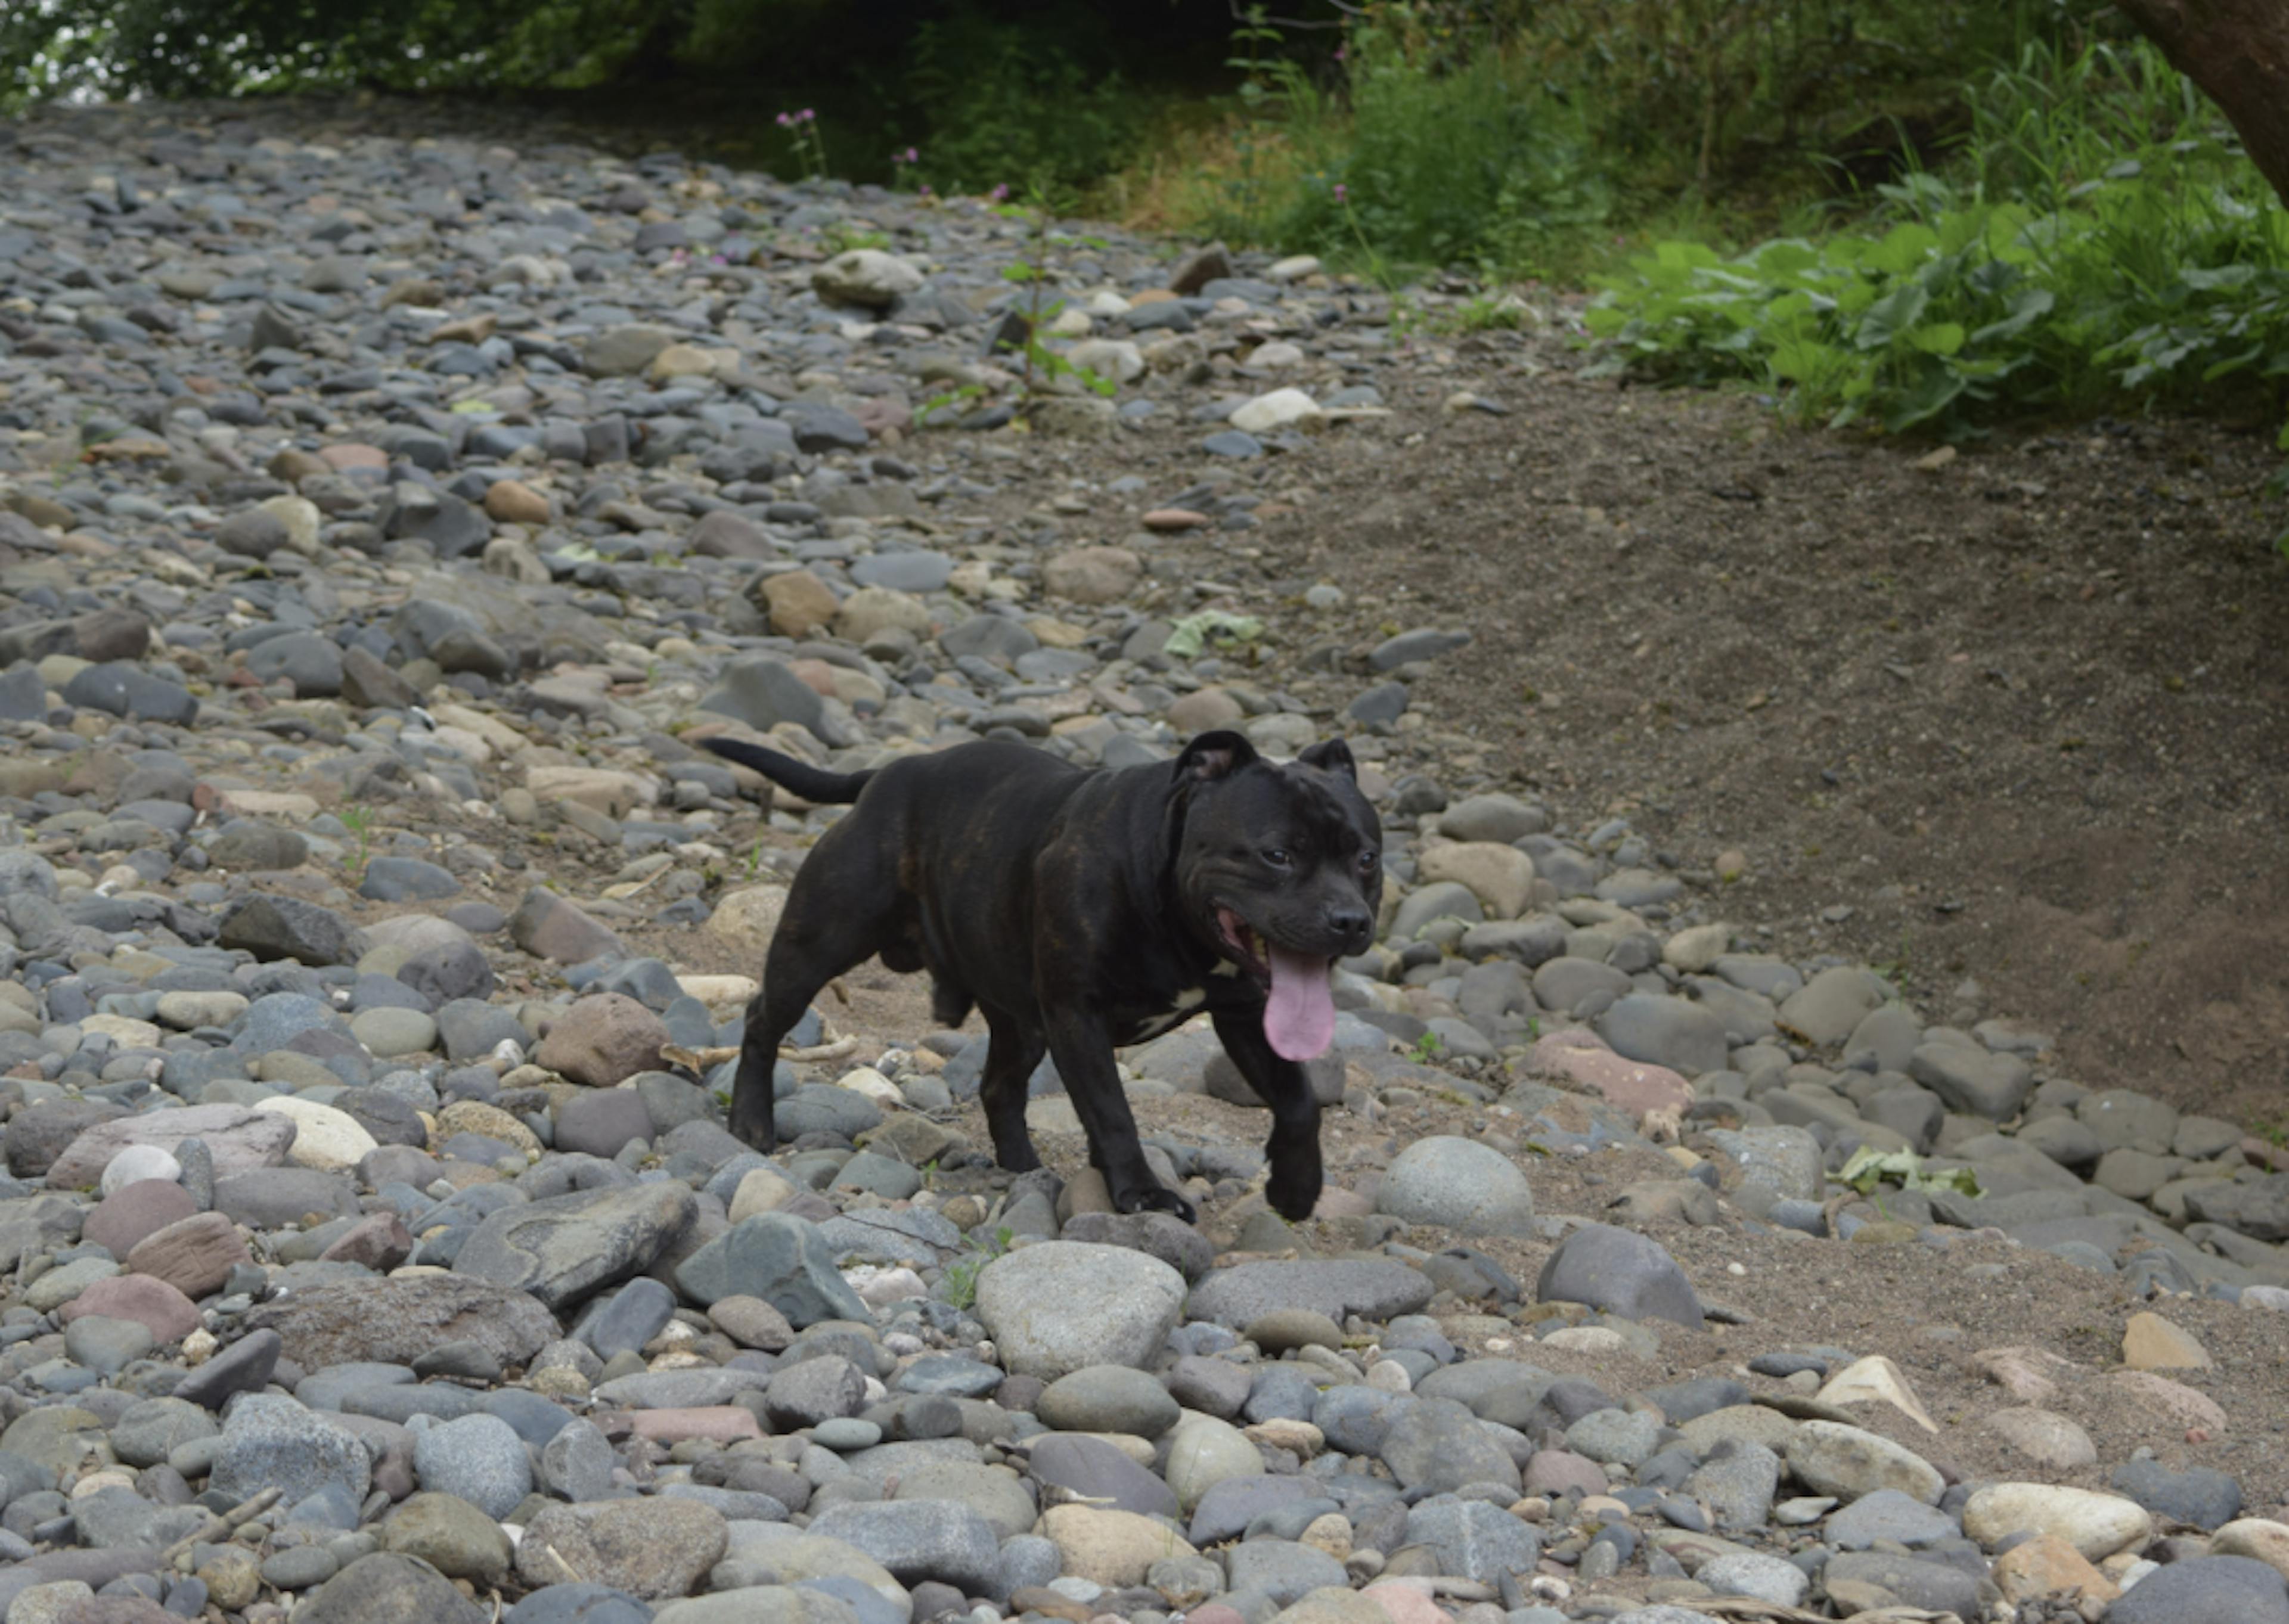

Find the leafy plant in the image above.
[
  {"left": 1161, "top": 611, "right": 1264, "bottom": 660},
  {"left": 919, "top": 184, "right": 1117, "bottom": 426},
  {"left": 901, "top": 5, "right": 1149, "bottom": 204},
  {"left": 1262, "top": 10, "right": 1613, "bottom": 282},
  {"left": 940, "top": 1225, "right": 1016, "bottom": 1311},
  {"left": 1409, "top": 1030, "right": 1447, "bottom": 1064},
  {"left": 821, "top": 223, "right": 892, "bottom": 255},
  {"left": 1838, "top": 1145, "right": 1981, "bottom": 1198},
  {"left": 1585, "top": 39, "right": 2289, "bottom": 443},
  {"left": 339, "top": 805, "right": 376, "bottom": 884}
]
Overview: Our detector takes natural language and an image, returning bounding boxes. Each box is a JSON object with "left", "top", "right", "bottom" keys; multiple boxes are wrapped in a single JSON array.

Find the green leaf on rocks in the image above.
[
  {"left": 1838, "top": 1145, "right": 1980, "bottom": 1198},
  {"left": 1162, "top": 611, "right": 1264, "bottom": 659}
]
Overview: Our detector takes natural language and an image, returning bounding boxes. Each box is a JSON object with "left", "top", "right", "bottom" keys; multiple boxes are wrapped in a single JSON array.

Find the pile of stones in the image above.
[{"left": 2, "top": 97, "right": 2287, "bottom": 1624}]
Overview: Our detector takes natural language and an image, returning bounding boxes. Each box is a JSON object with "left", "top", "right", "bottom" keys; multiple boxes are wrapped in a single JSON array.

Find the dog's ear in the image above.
[
  {"left": 1299, "top": 738, "right": 1357, "bottom": 781},
  {"left": 1175, "top": 729, "right": 1259, "bottom": 782}
]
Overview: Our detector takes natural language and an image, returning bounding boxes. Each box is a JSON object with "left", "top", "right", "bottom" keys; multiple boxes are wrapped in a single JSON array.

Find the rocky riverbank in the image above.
[{"left": 2, "top": 97, "right": 2288, "bottom": 1624}]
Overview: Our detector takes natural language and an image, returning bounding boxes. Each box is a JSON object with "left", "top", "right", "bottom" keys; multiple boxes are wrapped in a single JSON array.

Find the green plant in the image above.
[
  {"left": 901, "top": 5, "right": 1150, "bottom": 205},
  {"left": 821, "top": 223, "right": 892, "bottom": 255},
  {"left": 777, "top": 107, "right": 828, "bottom": 182},
  {"left": 1409, "top": 1030, "right": 1447, "bottom": 1064},
  {"left": 1586, "top": 38, "right": 2289, "bottom": 442},
  {"left": 1838, "top": 1145, "right": 1981, "bottom": 1198},
  {"left": 1213, "top": 4, "right": 1301, "bottom": 244},
  {"left": 1435, "top": 290, "right": 1541, "bottom": 334},
  {"left": 1235, "top": 8, "right": 1613, "bottom": 282},
  {"left": 941, "top": 1225, "right": 1016, "bottom": 1311},
  {"left": 339, "top": 805, "right": 375, "bottom": 883},
  {"left": 919, "top": 184, "right": 1117, "bottom": 425}
]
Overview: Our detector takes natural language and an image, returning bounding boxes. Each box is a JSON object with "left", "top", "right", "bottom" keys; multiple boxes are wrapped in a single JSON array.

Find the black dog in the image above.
[{"left": 696, "top": 729, "right": 1382, "bottom": 1222}]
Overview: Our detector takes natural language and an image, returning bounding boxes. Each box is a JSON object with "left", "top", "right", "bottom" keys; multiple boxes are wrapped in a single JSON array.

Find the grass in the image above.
[
  {"left": 939, "top": 1225, "right": 1015, "bottom": 1311},
  {"left": 339, "top": 805, "right": 376, "bottom": 884}
]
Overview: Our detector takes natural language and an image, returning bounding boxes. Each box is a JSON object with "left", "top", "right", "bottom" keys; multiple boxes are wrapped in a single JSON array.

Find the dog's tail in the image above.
[{"left": 696, "top": 736, "right": 875, "bottom": 805}]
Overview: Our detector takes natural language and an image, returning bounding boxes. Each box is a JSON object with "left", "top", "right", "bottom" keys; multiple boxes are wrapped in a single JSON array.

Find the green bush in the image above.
[
  {"left": 898, "top": 8, "right": 1149, "bottom": 203},
  {"left": 1584, "top": 39, "right": 2289, "bottom": 437},
  {"left": 1218, "top": 9, "right": 1611, "bottom": 280}
]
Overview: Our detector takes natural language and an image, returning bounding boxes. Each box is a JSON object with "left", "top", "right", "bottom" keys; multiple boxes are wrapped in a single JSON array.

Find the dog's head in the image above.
[{"left": 1170, "top": 729, "right": 1382, "bottom": 1061}]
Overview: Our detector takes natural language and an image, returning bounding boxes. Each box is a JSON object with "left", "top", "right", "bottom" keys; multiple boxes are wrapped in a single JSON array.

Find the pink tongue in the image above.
[{"left": 1264, "top": 945, "right": 1336, "bottom": 1061}]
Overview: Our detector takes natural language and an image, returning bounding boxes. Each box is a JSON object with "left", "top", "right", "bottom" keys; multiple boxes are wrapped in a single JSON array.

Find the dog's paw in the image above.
[
  {"left": 728, "top": 1105, "right": 777, "bottom": 1153},
  {"left": 1266, "top": 1168, "right": 1322, "bottom": 1224},
  {"left": 1119, "top": 1184, "right": 1198, "bottom": 1225}
]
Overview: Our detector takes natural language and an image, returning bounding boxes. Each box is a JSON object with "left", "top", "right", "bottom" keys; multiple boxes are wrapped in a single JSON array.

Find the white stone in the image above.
[
  {"left": 1163, "top": 1411, "right": 1262, "bottom": 1511},
  {"left": 833, "top": 1067, "right": 902, "bottom": 1106},
  {"left": 973, "top": 1241, "right": 1187, "bottom": 1380},
  {"left": 1816, "top": 1355, "right": 1937, "bottom": 1433},
  {"left": 253, "top": 1096, "right": 379, "bottom": 1173},
  {"left": 257, "top": 495, "right": 324, "bottom": 555},
  {"left": 1963, "top": 1482, "right": 2151, "bottom": 1560},
  {"left": 1067, "top": 339, "right": 1144, "bottom": 384},
  {"left": 1228, "top": 387, "right": 1322, "bottom": 434},
  {"left": 79, "top": 1013, "right": 161, "bottom": 1050},
  {"left": 810, "top": 249, "right": 925, "bottom": 309},
  {"left": 99, "top": 1144, "right": 183, "bottom": 1197}
]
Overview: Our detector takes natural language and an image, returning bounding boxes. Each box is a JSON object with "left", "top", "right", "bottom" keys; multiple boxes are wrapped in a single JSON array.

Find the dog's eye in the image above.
[
  {"left": 1357, "top": 850, "right": 1379, "bottom": 873},
  {"left": 1261, "top": 847, "right": 1292, "bottom": 868}
]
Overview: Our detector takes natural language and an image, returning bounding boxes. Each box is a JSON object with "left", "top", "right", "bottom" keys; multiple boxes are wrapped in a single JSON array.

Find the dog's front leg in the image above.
[
  {"left": 1040, "top": 1008, "right": 1196, "bottom": 1223},
  {"left": 1211, "top": 1008, "right": 1324, "bottom": 1222}
]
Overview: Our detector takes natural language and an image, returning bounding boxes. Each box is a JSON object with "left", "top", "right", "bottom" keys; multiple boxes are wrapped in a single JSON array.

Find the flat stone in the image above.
[
  {"left": 513, "top": 1500, "right": 730, "bottom": 1600},
  {"left": 972, "top": 1241, "right": 1187, "bottom": 1378},
  {"left": 455, "top": 1181, "right": 696, "bottom": 1311},
  {"left": 1962, "top": 1482, "right": 2151, "bottom": 1559},
  {"left": 1536, "top": 1222, "right": 1704, "bottom": 1328}
]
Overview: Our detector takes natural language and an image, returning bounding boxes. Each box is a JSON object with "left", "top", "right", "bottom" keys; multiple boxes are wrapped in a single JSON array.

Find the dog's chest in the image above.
[{"left": 1124, "top": 985, "right": 1208, "bottom": 1043}]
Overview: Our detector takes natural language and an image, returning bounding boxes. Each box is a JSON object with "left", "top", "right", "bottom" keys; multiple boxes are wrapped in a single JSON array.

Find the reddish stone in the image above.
[
  {"left": 852, "top": 396, "right": 910, "bottom": 437},
  {"left": 625, "top": 1406, "right": 763, "bottom": 1445},
  {"left": 60, "top": 1597, "right": 176, "bottom": 1624},
  {"left": 1142, "top": 508, "right": 1210, "bottom": 532},
  {"left": 58, "top": 1273, "right": 200, "bottom": 1344},
  {"left": 126, "top": 1211, "right": 251, "bottom": 1299},
  {"left": 319, "top": 443, "right": 388, "bottom": 471},
  {"left": 319, "top": 1212, "right": 412, "bottom": 1271},
  {"left": 1523, "top": 1447, "right": 1609, "bottom": 1498},
  {"left": 82, "top": 1179, "right": 198, "bottom": 1257},
  {"left": 1363, "top": 1586, "right": 1450, "bottom": 1624},
  {"left": 532, "top": 992, "right": 666, "bottom": 1088},
  {"left": 1311, "top": 1185, "right": 1373, "bottom": 1219},
  {"left": 1529, "top": 1027, "right": 1692, "bottom": 1119},
  {"left": 789, "top": 658, "right": 840, "bottom": 698}
]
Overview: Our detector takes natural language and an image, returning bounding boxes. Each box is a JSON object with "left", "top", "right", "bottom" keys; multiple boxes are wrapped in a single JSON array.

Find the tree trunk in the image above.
[{"left": 2113, "top": 0, "right": 2289, "bottom": 209}]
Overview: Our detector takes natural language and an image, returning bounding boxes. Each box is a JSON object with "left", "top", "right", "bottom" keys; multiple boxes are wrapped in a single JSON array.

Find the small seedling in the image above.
[
  {"left": 339, "top": 805, "right": 374, "bottom": 883},
  {"left": 1409, "top": 1030, "right": 1447, "bottom": 1064},
  {"left": 941, "top": 1225, "right": 1015, "bottom": 1310},
  {"left": 919, "top": 182, "right": 1116, "bottom": 427}
]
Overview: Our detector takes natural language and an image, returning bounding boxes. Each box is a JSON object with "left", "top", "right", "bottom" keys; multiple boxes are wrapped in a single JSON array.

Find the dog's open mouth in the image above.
[{"left": 1216, "top": 905, "right": 1336, "bottom": 1063}]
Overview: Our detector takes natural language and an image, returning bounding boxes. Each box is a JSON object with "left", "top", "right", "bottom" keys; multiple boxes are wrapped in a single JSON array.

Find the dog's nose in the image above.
[{"left": 1326, "top": 904, "right": 1372, "bottom": 945}]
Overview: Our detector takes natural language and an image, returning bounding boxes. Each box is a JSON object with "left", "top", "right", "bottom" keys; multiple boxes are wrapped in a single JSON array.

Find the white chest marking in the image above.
[
  {"left": 1173, "top": 986, "right": 1206, "bottom": 1010},
  {"left": 1210, "top": 961, "right": 1242, "bottom": 979}
]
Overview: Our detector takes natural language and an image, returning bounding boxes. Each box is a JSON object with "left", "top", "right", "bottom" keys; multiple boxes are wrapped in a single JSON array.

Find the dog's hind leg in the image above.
[
  {"left": 728, "top": 891, "right": 893, "bottom": 1151},
  {"left": 976, "top": 1004, "right": 1044, "bottom": 1173}
]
